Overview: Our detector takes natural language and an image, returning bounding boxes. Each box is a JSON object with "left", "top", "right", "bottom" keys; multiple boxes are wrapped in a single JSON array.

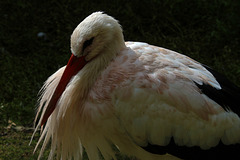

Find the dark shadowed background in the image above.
[{"left": 0, "top": 0, "right": 239, "bottom": 159}]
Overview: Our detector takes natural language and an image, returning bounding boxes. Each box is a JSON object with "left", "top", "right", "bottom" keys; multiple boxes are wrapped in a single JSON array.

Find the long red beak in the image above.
[{"left": 41, "top": 54, "right": 87, "bottom": 126}]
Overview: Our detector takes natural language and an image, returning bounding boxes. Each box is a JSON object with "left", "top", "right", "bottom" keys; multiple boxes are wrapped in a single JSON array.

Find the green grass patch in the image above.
[{"left": 0, "top": 127, "right": 49, "bottom": 160}]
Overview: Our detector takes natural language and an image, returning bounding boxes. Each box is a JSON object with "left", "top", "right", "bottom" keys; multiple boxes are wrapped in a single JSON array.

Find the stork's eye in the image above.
[{"left": 82, "top": 37, "right": 94, "bottom": 53}]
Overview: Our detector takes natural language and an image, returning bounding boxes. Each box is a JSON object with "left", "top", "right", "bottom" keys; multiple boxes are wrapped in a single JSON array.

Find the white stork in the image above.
[{"left": 33, "top": 12, "right": 240, "bottom": 160}]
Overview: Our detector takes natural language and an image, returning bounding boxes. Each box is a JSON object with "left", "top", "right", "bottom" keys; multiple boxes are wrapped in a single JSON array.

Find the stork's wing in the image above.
[{"left": 113, "top": 42, "right": 240, "bottom": 159}]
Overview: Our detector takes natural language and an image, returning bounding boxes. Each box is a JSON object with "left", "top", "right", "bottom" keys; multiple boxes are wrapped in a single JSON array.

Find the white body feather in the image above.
[{"left": 33, "top": 12, "right": 240, "bottom": 160}]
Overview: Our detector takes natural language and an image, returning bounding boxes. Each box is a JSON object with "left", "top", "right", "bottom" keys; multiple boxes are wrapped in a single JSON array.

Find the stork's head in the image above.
[
  {"left": 41, "top": 12, "right": 125, "bottom": 125},
  {"left": 71, "top": 11, "right": 125, "bottom": 61}
]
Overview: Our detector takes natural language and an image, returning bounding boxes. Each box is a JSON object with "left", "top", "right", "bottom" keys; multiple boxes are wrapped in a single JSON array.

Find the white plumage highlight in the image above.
[{"left": 33, "top": 12, "right": 240, "bottom": 160}]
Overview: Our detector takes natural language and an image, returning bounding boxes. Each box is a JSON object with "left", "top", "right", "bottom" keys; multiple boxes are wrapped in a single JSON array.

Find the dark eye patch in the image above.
[{"left": 82, "top": 37, "right": 94, "bottom": 53}]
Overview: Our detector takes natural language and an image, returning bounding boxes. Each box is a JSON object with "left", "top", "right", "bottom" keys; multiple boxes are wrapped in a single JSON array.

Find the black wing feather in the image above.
[
  {"left": 195, "top": 65, "right": 240, "bottom": 116},
  {"left": 142, "top": 138, "right": 240, "bottom": 160}
]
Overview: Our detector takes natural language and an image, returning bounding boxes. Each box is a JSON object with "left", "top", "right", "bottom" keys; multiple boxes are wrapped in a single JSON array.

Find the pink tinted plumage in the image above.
[{"left": 33, "top": 12, "right": 240, "bottom": 160}]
